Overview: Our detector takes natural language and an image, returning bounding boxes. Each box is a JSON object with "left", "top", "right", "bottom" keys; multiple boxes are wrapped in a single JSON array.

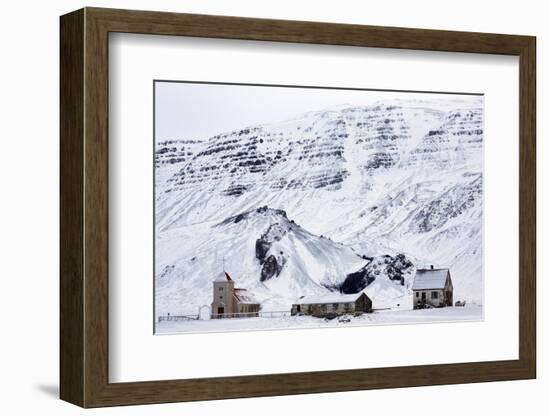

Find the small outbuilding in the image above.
[
  {"left": 291, "top": 292, "right": 372, "bottom": 318},
  {"left": 412, "top": 266, "right": 453, "bottom": 309}
]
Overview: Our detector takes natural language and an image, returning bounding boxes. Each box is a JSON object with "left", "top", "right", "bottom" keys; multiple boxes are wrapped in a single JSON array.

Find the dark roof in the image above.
[
  {"left": 293, "top": 292, "right": 368, "bottom": 305},
  {"left": 412, "top": 268, "right": 450, "bottom": 290}
]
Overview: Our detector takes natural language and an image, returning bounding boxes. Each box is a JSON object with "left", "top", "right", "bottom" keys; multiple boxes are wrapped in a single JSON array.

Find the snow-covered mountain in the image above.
[{"left": 155, "top": 99, "right": 483, "bottom": 316}]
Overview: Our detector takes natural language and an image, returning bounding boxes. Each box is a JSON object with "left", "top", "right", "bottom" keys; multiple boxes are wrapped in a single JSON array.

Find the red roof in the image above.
[{"left": 233, "top": 288, "right": 259, "bottom": 304}]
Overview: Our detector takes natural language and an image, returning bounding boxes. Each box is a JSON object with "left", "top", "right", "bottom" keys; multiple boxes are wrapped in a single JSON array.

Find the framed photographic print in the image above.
[{"left": 60, "top": 7, "right": 536, "bottom": 408}]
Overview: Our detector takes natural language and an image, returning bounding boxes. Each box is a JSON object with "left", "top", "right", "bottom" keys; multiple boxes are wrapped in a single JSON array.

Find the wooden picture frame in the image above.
[{"left": 60, "top": 7, "right": 536, "bottom": 408}]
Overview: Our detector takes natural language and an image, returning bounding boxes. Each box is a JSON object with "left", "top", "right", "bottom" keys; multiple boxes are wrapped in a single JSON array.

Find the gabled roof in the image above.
[
  {"left": 233, "top": 288, "right": 259, "bottom": 305},
  {"left": 412, "top": 268, "right": 450, "bottom": 290},
  {"left": 214, "top": 271, "right": 233, "bottom": 282},
  {"left": 293, "top": 292, "right": 368, "bottom": 305}
]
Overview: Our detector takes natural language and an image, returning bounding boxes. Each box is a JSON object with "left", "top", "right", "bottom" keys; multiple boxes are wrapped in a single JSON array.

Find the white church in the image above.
[{"left": 211, "top": 271, "right": 261, "bottom": 318}]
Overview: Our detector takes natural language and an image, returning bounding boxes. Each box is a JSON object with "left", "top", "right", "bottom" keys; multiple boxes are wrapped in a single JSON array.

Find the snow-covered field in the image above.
[{"left": 155, "top": 305, "right": 483, "bottom": 334}]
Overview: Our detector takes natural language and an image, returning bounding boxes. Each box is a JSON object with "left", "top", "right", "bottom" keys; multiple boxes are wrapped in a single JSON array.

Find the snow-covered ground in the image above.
[{"left": 155, "top": 305, "right": 483, "bottom": 335}]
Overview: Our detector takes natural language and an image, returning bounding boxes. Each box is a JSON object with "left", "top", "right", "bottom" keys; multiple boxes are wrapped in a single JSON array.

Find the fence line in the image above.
[
  {"left": 158, "top": 310, "right": 291, "bottom": 322},
  {"left": 260, "top": 310, "right": 290, "bottom": 318},
  {"left": 158, "top": 314, "right": 198, "bottom": 322},
  {"left": 210, "top": 310, "right": 290, "bottom": 319}
]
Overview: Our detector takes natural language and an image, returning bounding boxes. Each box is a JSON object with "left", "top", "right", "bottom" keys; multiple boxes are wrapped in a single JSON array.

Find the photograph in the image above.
[{"left": 154, "top": 81, "right": 484, "bottom": 334}]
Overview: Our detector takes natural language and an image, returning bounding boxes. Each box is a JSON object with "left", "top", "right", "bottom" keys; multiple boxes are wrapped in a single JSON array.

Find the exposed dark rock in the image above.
[
  {"left": 254, "top": 219, "right": 290, "bottom": 265},
  {"left": 260, "top": 254, "right": 283, "bottom": 281},
  {"left": 159, "top": 264, "right": 175, "bottom": 279},
  {"left": 340, "top": 253, "right": 414, "bottom": 294},
  {"left": 365, "top": 152, "right": 396, "bottom": 170},
  {"left": 386, "top": 253, "right": 414, "bottom": 281},
  {"left": 340, "top": 266, "right": 375, "bottom": 294},
  {"left": 412, "top": 176, "right": 482, "bottom": 233},
  {"left": 223, "top": 183, "right": 250, "bottom": 197},
  {"left": 233, "top": 212, "right": 247, "bottom": 223},
  {"left": 255, "top": 239, "right": 271, "bottom": 264},
  {"left": 219, "top": 206, "right": 291, "bottom": 226}
]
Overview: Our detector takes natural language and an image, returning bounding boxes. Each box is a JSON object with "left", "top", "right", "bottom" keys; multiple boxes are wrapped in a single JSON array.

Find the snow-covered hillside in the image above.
[
  {"left": 155, "top": 206, "right": 415, "bottom": 315},
  {"left": 155, "top": 99, "right": 484, "bottom": 318}
]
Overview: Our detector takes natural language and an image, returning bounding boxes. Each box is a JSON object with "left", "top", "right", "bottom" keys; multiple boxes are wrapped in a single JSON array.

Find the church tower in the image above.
[{"left": 211, "top": 271, "right": 235, "bottom": 317}]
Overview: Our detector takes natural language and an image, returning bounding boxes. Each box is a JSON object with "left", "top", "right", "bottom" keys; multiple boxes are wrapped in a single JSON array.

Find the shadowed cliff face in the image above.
[{"left": 155, "top": 103, "right": 482, "bottom": 231}]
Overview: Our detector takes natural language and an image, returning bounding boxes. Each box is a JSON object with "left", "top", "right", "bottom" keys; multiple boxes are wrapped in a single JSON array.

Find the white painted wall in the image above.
[{"left": 0, "top": 0, "right": 545, "bottom": 415}]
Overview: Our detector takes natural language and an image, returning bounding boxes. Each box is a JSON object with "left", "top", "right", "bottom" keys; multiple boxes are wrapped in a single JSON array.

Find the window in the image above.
[
  {"left": 219, "top": 295, "right": 223, "bottom": 299},
  {"left": 431, "top": 291, "right": 438, "bottom": 299},
  {"left": 218, "top": 287, "right": 223, "bottom": 291},
  {"left": 416, "top": 292, "right": 419, "bottom": 298}
]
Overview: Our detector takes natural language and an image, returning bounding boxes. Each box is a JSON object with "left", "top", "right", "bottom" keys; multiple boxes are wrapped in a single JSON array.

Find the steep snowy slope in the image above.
[
  {"left": 155, "top": 206, "right": 414, "bottom": 315},
  {"left": 156, "top": 207, "right": 364, "bottom": 315},
  {"left": 155, "top": 139, "right": 205, "bottom": 187}
]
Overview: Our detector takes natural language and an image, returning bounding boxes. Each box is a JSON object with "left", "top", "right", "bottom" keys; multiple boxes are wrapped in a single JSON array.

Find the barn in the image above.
[
  {"left": 412, "top": 266, "right": 453, "bottom": 309},
  {"left": 291, "top": 292, "right": 372, "bottom": 318},
  {"left": 211, "top": 271, "right": 261, "bottom": 318}
]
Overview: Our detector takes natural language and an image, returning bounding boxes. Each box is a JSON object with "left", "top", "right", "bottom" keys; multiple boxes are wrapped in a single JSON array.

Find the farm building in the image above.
[
  {"left": 291, "top": 292, "right": 372, "bottom": 318},
  {"left": 211, "top": 271, "right": 261, "bottom": 318},
  {"left": 412, "top": 266, "right": 453, "bottom": 309}
]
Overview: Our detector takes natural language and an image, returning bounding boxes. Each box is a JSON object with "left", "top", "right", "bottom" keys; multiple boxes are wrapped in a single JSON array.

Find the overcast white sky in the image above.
[{"left": 154, "top": 81, "right": 482, "bottom": 143}]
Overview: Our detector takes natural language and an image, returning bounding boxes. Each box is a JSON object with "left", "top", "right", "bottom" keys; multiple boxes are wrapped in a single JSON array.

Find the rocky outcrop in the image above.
[
  {"left": 157, "top": 104, "right": 482, "bottom": 201},
  {"left": 339, "top": 253, "right": 414, "bottom": 294},
  {"left": 339, "top": 266, "right": 376, "bottom": 294},
  {"left": 255, "top": 240, "right": 271, "bottom": 264},
  {"left": 155, "top": 139, "right": 203, "bottom": 168},
  {"left": 411, "top": 175, "right": 482, "bottom": 233},
  {"left": 255, "top": 218, "right": 290, "bottom": 265},
  {"left": 260, "top": 253, "right": 286, "bottom": 281}
]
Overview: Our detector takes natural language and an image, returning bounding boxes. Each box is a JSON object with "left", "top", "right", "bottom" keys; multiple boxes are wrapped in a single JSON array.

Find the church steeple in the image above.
[
  {"left": 212, "top": 269, "right": 235, "bottom": 317},
  {"left": 213, "top": 270, "right": 233, "bottom": 282}
]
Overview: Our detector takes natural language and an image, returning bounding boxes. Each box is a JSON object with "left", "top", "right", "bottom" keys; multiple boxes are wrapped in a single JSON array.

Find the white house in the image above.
[{"left": 412, "top": 266, "right": 453, "bottom": 309}]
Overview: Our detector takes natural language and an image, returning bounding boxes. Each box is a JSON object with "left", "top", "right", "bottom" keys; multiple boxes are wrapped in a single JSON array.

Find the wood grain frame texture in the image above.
[{"left": 60, "top": 7, "right": 536, "bottom": 408}]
